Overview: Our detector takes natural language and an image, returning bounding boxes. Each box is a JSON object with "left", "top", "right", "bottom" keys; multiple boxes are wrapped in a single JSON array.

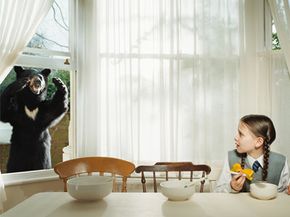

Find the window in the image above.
[
  {"left": 74, "top": 0, "right": 240, "bottom": 163},
  {"left": 0, "top": 0, "right": 71, "bottom": 173}
]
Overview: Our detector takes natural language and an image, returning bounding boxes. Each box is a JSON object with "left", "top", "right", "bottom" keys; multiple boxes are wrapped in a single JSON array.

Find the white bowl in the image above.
[
  {"left": 250, "top": 182, "right": 277, "bottom": 200},
  {"left": 160, "top": 180, "right": 195, "bottom": 201},
  {"left": 67, "top": 176, "right": 113, "bottom": 201}
]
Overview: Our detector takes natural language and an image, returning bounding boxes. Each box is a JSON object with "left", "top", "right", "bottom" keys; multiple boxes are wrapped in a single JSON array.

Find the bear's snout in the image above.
[
  {"left": 33, "top": 78, "right": 41, "bottom": 87},
  {"left": 29, "top": 75, "right": 45, "bottom": 95}
]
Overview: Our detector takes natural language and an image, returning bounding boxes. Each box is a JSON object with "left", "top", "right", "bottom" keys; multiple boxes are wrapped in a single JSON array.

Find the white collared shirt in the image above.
[
  {"left": 247, "top": 154, "right": 264, "bottom": 169},
  {"left": 214, "top": 154, "right": 290, "bottom": 193}
]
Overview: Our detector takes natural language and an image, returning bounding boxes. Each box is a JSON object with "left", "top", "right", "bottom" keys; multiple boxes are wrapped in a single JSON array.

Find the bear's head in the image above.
[{"left": 14, "top": 66, "right": 51, "bottom": 104}]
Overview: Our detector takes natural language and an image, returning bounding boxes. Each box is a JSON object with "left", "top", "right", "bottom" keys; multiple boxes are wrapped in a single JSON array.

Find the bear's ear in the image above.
[
  {"left": 14, "top": 66, "right": 24, "bottom": 78},
  {"left": 41, "top": 69, "right": 51, "bottom": 77}
]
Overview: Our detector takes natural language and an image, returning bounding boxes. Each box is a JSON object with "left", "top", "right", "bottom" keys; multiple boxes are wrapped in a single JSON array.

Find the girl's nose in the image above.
[{"left": 234, "top": 134, "right": 238, "bottom": 141}]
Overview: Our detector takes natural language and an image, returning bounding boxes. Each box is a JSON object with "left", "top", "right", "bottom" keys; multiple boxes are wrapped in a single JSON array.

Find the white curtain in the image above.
[
  {"left": 266, "top": 0, "right": 290, "bottom": 161},
  {"left": 268, "top": 0, "right": 290, "bottom": 70},
  {"left": 74, "top": 0, "right": 241, "bottom": 165},
  {"left": 0, "top": 0, "right": 54, "bottom": 211},
  {"left": 270, "top": 51, "right": 290, "bottom": 161},
  {"left": 0, "top": 0, "right": 54, "bottom": 83},
  {"left": 238, "top": 0, "right": 274, "bottom": 116}
]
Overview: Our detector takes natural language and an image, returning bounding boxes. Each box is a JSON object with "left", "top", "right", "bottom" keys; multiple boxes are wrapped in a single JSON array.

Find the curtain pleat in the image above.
[
  {"left": 0, "top": 0, "right": 54, "bottom": 83},
  {"left": 75, "top": 0, "right": 240, "bottom": 165}
]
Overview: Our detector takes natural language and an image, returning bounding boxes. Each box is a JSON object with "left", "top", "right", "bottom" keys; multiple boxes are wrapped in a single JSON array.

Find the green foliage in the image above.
[
  {"left": 272, "top": 32, "right": 281, "bottom": 50},
  {"left": 0, "top": 70, "right": 16, "bottom": 95},
  {"left": 47, "top": 69, "right": 70, "bottom": 100}
]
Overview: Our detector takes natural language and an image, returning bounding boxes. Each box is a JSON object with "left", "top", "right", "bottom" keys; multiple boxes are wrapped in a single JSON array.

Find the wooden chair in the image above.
[
  {"left": 135, "top": 162, "right": 211, "bottom": 192},
  {"left": 54, "top": 156, "right": 135, "bottom": 192}
]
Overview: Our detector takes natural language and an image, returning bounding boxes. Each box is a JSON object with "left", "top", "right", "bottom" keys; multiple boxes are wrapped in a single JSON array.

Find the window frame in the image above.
[{"left": 1, "top": 57, "right": 73, "bottom": 186}]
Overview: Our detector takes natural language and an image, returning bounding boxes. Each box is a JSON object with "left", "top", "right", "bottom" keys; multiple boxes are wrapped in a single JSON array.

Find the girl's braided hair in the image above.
[{"left": 239, "top": 114, "right": 276, "bottom": 181}]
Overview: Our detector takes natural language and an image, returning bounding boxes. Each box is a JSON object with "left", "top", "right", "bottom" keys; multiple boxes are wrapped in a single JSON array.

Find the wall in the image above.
[{"left": 3, "top": 178, "right": 63, "bottom": 212}]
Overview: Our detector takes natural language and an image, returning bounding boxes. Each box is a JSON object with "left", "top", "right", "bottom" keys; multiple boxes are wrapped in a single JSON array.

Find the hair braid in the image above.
[
  {"left": 262, "top": 142, "right": 270, "bottom": 181},
  {"left": 241, "top": 153, "right": 246, "bottom": 169},
  {"left": 240, "top": 115, "right": 276, "bottom": 181}
]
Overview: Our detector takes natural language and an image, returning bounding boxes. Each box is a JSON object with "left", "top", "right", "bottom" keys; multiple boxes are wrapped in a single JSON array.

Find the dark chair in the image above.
[
  {"left": 135, "top": 162, "right": 211, "bottom": 192},
  {"left": 54, "top": 156, "right": 135, "bottom": 192}
]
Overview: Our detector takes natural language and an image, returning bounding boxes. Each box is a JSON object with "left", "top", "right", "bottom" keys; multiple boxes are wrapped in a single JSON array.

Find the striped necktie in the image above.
[{"left": 252, "top": 160, "right": 261, "bottom": 173}]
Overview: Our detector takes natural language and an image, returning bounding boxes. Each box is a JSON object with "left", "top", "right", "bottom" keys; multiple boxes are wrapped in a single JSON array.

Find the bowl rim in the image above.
[
  {"left": 160, "top": 180, "right": 195, "bottom": 188},
  {"left": 250, "top": 181, "right": 278, "bottom": 188},
  {"left": 160, "top": 180, "right": 195, "bottom": 201}
]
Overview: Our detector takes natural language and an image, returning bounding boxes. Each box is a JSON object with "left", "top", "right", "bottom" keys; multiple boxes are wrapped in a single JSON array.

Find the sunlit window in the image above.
[{"left": 27, "top": 0, "right": 69, "bottom": 52}]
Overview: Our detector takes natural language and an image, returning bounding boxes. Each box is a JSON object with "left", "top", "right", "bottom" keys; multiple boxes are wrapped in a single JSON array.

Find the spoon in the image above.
[{"left": 184, "top": 182, "right": 196, "bottom": 188}]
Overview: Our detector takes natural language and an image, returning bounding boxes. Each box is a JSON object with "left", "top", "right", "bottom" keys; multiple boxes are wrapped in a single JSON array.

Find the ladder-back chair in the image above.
[{"left": 135, "top": 162, "right": 211, "bottom": 192}]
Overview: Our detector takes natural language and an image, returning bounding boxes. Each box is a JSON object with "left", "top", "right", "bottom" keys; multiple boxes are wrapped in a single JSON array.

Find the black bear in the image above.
[{"left": 0, "top": 66, "right": 68, "bottom": 172}]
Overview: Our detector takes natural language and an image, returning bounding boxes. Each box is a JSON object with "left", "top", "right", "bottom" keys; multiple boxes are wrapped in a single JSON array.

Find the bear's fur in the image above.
[{"left": 0, "top": 66, "right": 68, "bottom": 172}]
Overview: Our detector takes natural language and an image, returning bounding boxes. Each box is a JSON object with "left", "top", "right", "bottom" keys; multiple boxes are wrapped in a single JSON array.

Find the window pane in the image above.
[{"left": 26, "top": 0, "right": 69, "bottom": 52}]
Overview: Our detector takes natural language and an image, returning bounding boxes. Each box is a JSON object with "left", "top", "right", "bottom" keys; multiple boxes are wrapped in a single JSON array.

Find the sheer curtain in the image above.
[
  {"left": 0, "top": 0, "right": 54, "bottom": 211},
  {"left": 268, "top": 0, "right": 290, "bottom": 70},
  {"left": 0, "top": 0, "right": 54, "bottom": 83},
  {"left": 238, "top": 0, "right": 274, "bottom": 116},
  {"left": 266, "top": 0, "right": 290, "bottom": 160},
  {"left": 74, "top": 0, "right": 242, "bottom": 165},
  {"left": 270, "top": 51, "right": 290, "bottom": 161},
  {"left": 255, "top": 50, "right": 290, "bottom": 162}
]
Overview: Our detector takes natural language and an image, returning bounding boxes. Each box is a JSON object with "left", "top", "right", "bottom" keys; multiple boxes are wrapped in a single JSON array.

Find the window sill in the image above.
[
  {"left": 2, "top": 169, "right": 58, "bottom": 187},
  {"left": 2, "top": 166, "right": 221, "bottom": 187}
]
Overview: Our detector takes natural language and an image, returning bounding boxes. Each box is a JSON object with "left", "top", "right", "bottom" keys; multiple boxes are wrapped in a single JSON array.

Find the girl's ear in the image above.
[{"left": 255, "top": 137, "right": 264, "bottom": 148}]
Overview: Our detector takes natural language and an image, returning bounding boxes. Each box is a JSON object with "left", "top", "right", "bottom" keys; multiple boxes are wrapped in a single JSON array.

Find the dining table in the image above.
[{"left": 2, "top": 192, "right": 290, "bottom": 217}]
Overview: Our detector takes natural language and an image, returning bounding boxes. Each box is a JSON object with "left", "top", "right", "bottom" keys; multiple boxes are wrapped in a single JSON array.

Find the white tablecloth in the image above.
[{"left": 2, "top": 192, "right": 290, "bottom": 217}]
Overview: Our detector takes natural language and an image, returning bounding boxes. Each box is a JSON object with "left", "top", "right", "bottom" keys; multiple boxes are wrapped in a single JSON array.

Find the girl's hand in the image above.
[{"left": 230, "top": 173, "right": 246, "bottom": 192}]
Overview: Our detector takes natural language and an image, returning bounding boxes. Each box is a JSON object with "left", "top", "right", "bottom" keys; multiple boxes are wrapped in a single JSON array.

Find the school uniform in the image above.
[{"left": 214, "top": 149, "right": 290, "bottom": 193}]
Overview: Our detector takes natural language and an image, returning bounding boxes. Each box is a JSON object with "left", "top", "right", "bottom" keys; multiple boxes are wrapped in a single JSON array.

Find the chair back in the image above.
[
  {"left": 135, "top": 162, "right": 211, "bottom": 192},
  {"left": 54, "top": 156, "right": 135, "bottom": 192}
]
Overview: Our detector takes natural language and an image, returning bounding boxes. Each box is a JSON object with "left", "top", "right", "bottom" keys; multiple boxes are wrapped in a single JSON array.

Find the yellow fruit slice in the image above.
[
  {"left": 230, "top": 163, "right": 254, "bottom": 181},
  {"left": 242, "top": 168, "right": 254, "bottom": 181},
  {"left": 231, "top": 163, "right": 242, "bottom": 172}
]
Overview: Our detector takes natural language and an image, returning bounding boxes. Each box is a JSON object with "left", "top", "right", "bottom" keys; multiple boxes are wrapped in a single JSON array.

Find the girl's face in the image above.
[{"left": 234, "top": 122, "right": 264, "bottom": 157}]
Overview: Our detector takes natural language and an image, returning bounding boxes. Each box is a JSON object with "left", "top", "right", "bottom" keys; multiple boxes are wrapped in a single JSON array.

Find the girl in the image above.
[{"left": 214, "top": 114, "right": 290, "bottom": 193}]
